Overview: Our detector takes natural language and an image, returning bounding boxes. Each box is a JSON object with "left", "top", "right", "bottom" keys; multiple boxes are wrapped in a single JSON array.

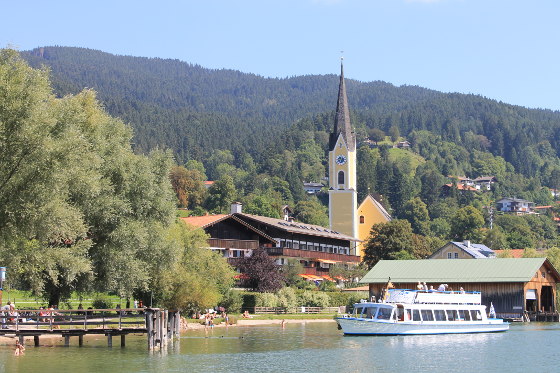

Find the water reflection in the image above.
[{"left": 1, "top": 322, "right": 560, "bottom": 373}]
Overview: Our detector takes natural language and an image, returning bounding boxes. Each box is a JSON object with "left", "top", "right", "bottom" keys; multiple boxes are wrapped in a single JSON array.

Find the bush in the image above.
[
  {"left": 219, "top": 290, "right": 243, "bottom": 313},
  {"left": 241, "top": 292, "right": 257, "bottom": 310},
  {"left": 92, "top": 295, "right": 113, "bottom": 309},
  {"left": 255, "top": 292, "right": 278, "bottom": 307},
  {"left": 319, "top": 281, "right": 337, "bottom": 292},
  {"left": 299, "top": 290, "right": 330, "bottom": 307},
  {"left": 345, "top": 292, "right": 370, "bottom": 313},
  {"left": 277, "top": 287, "right": 298, "bottom": 310}
]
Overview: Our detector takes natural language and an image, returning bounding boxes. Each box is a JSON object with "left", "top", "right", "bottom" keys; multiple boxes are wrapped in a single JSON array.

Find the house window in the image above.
[
  {"left": 454, "top": 253, "right": 459, "bottom": 259},
  {"left": 301, "top": 244, "right": 307, "bottom": 251},
  {"left": 447, "top": 253, "right": 452, "bottom": 259},
  {"left": 338, "top": 171, "right": 345, "bottom": 185},
  {"left": 542, "top": 271, "right": 546, "bottom": 279},
  {"left": 360, "top": 216, "right": 365, "bottom": 224}
]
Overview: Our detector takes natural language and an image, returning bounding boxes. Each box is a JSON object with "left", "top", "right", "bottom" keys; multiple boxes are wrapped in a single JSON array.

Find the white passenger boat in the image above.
[{"left": 336, "top": 289, "right": 509, "bottom": 335}]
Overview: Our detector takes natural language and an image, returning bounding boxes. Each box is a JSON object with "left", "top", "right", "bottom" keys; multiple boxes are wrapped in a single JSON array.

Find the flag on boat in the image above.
[{"left": 489, "top": 302, "right": 496, "bottom": 318}]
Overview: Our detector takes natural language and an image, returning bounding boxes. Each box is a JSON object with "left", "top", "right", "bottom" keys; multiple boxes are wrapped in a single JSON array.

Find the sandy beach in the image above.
[{"left": 184, "top": 317, "right": 336, "bottom": 330}]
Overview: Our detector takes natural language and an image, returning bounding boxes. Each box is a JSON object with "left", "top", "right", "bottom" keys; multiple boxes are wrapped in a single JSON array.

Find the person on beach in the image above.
[
  {"left": 14, "top": 340, "right": 25, "bottom": 356},
  {"left": 281, "top": 319, "right": 286, "bottom": 329}
]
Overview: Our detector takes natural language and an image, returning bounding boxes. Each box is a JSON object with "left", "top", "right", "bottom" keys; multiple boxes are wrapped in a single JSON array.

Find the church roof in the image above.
[{"left": 329, "top": 61, "right": 355, "bottom": 152}]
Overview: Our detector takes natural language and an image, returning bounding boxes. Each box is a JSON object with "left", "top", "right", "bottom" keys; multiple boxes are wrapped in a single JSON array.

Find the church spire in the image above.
[{"left": 329, "top": 58, "right": 355, "bottom": 151}]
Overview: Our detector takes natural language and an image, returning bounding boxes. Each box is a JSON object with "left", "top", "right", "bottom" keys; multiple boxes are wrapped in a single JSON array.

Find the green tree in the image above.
[
  {"left": 401, "top": 198, "right": 430, "bottom": 235},
  {"left": 363, "top": 220, "right": 413, "bottom": 268},
  {"left": 449, "top": 206, "right": 485, "bottom": 241},
  {"left": 205, "top": 175, "right": 236, "bottom": 213},
  {"left": 389, "top": 125, "right": 400, "bottom": 142},
  {"left": 294, "top": 199, "right": 329, "bottom": 227}
]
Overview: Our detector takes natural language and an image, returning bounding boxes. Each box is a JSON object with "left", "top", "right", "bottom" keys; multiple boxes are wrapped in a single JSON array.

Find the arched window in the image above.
[
  {"left": 360, "top": 216, "right": 365, "bottom": 224},
  {"left": 338, "top": 171, "right": 345, "bottom": 185}
]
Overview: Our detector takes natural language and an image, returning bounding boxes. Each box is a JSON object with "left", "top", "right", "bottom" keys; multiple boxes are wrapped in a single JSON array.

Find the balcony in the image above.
[
  {"left": 207, "top": 238, "right": 259, "bottom": 250},
  {"left": 265, "top": 247, "right": 360, "bottom": 263}
]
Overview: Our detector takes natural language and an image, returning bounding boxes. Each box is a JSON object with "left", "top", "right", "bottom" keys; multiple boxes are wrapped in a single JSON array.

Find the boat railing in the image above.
[{"left": 386, "top": 289, "right": 482, "bottom": 305}]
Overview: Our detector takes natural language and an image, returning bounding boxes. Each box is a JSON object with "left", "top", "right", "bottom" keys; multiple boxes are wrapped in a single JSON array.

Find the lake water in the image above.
[{"left": 2, "top": 321, "right": 560, "bottom": 373}]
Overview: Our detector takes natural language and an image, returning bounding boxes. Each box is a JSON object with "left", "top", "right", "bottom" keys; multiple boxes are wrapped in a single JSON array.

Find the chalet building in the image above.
[
  {"left": 441, "top": 183, "right": 478, "bottom": 194},
  {"left": 429, "top": 240, "right": 496, "bottom": 259},
  {"left": 360, "top": 258, "right": 560, "bottom": 320},
  {"left": 303, "top": 182, "right": 324, "bottom": 194},
  {"left": 182, "top": 204, "right": 361, "bottom": 279},
  {"left": 393, "top": 140, "right": 411, "bottom": 149},
  {"left": 448, "top": 176, "right": 496, "bottom": 191},
  {"left": 474, "top": 176, "right": 497, "bottom": 191},
  {"left": 496, "top": 197, "right": 536, "bottom": 214}
]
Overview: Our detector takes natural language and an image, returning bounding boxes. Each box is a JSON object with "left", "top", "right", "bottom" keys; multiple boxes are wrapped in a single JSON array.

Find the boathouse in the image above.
[{"left": 360, "top": 258, "right": 560, "bottom": 320}]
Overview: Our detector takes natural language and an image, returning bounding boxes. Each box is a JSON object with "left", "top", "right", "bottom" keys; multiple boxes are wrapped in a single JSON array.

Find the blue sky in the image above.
[{"left": 2, "top": 0, "right": 559, "bottom": 111}]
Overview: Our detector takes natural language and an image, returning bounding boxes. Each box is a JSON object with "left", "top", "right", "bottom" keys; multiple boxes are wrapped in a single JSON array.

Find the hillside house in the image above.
[
  {"left": 496, "top": 197, "right": 535, "bottom": 214},
  {"left": 429, "top": 240, "right": 496, "bottom": 259}
]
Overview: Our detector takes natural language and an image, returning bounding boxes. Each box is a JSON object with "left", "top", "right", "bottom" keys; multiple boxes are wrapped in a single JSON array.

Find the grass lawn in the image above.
[{"left": 2, "top": 289, "right": 123, "bottom": 309}]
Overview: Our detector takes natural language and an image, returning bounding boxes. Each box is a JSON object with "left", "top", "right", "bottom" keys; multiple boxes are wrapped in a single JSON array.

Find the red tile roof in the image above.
[
  {"left": 494, "top": 249, "right": 525, "bottom": 258},
  {"left": 181, "top": 214, "right": 228, "bottom": 228}
]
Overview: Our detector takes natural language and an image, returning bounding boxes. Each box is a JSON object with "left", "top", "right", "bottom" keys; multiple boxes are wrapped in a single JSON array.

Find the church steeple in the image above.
[{"left": 329, "top": 59, "right": 355, "bottom": 151}]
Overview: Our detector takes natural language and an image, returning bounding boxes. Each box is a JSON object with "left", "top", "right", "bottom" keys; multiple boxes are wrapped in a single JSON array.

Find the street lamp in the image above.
[{"left": 0, "top": 267, "right": 5, "bottom": 306}]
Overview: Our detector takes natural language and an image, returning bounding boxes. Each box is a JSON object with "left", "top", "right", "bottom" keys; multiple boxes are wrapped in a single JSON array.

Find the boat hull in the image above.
[{"left": 336, "top": 317, "right": 509, "bottom": 335}]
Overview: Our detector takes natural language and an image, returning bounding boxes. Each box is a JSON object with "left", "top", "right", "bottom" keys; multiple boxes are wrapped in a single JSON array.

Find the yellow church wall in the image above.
[
  {"left": 356, "top": 197, "right": 391, "bottom": 258},
  {"left": 329, "top": 191, "right": 357, "bottom": 239}
]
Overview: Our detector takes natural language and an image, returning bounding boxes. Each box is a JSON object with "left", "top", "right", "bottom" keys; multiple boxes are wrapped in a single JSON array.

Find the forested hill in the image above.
[{"left": 22, "top": 46, "right": 560, "bottom": 166}]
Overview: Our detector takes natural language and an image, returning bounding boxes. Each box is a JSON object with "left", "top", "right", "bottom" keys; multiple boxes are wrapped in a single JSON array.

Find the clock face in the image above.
[{"left": 336, "top": 155, "right": 347, "bottom": 165}]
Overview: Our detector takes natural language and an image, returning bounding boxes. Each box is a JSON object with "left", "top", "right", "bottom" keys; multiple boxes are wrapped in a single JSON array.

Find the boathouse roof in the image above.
[{"left": 360, "top": 258, "right": 560, "bottom": 284}]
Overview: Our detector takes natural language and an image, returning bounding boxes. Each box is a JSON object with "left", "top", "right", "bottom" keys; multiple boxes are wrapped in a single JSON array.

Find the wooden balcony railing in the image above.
[
  {"left": 265, "top": 247, "right": 360, "bottom": 263},
  {"left": 207, "top": 238, "right": 259, "bottom": 250}
]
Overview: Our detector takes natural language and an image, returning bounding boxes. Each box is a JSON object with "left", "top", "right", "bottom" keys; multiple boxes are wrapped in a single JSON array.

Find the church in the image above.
[{"left": 327, "top": 60, "right": 391, "bottom": 257}]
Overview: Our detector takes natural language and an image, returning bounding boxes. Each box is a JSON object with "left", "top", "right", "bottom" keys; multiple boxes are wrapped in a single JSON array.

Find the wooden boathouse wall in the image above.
[
  {"left": 365, "top": 259, "right": 560, "bottom": 319},
  {"left": 368, "top": 283, "right": 525, "bottom": 318}
]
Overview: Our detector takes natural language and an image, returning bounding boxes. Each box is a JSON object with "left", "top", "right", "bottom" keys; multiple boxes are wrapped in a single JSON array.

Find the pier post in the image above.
[
  {"left": 78, "top": 335, "right": 83, "bottom": 347},
  {"left": 121, "top": 334, "right": 126, "bottom": 347},
  {"left": 64, "top": 335, "right": 70, "bottom": 347},
  {"left": 146, "top": 309, "right": 154, "bottom": 350},
  {"left": 18, "top": 335, "right": 24, "bottom": 345},
  {"left": 34, "top": 335, "right": 39, "bottom": 346},
  {"left": 164, "top": 310, "right": 168, "bottom": 345},
  {"left": 107, "top": 334, "right": 113, "bottom": 347}
]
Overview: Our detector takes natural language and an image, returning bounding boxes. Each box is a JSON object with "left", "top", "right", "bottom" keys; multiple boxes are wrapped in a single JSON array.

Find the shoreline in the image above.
[{"left": 184, "top": 317, "right": 336, "bottom": 330}]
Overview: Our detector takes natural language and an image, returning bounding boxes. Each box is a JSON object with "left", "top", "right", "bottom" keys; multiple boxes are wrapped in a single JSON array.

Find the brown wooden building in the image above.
[
  {"left": 360, "top": 258, "right": 560, "bottom": 320},
  {"left": 181, "top": 207, "right": 361, "bottom": 278}
]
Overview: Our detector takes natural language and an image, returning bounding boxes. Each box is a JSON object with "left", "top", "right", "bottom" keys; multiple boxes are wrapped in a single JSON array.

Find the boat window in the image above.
[
  {"left": 421, "top": 310, "right": 434, "bottom": 321},
  {"left": 354, "top": 307, "right": 364, "bottom": 317},
  {"left": 365, "top": 306, "right": 378, "bottom": 319},
  {"left": 395, "top": 307, "right": 404, "bottom": 321},
  {"left": 434, "top": 309, "right": 446, "bottom": 321},
  {"left": 474, "top": 310, "right": 482, "bottom": 320},
  {"left": 458, "top": 310, "right": 472, "bottom": 321},
  {"left": 411, "top": 309, "right": 421, "bottom": 321},
  {"left": 446, "top": 310, "right": 458, "bottom": 321},
  {"left": 376, "top": 307, "right": 393, "bottom": 320}
]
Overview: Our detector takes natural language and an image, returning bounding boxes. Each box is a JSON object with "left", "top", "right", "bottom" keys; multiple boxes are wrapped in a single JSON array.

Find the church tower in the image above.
[{"left": 328, "top": 60, "right": 358, "bottom": 246}]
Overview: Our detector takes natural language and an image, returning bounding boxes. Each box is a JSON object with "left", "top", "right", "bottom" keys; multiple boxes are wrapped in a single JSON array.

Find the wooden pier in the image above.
[{"left": 0, "top": 308, "right": 180, "bottom": 350}]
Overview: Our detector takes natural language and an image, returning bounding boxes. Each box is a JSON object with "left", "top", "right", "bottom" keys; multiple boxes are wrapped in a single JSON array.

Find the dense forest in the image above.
[{"left": 19, "top": 46, "right": 560, "bottom": 256}]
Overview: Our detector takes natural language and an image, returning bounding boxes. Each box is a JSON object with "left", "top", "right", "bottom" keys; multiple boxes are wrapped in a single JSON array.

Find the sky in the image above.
[{"left": 2, "top": 0, "right": 559, "bottom": 111}]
